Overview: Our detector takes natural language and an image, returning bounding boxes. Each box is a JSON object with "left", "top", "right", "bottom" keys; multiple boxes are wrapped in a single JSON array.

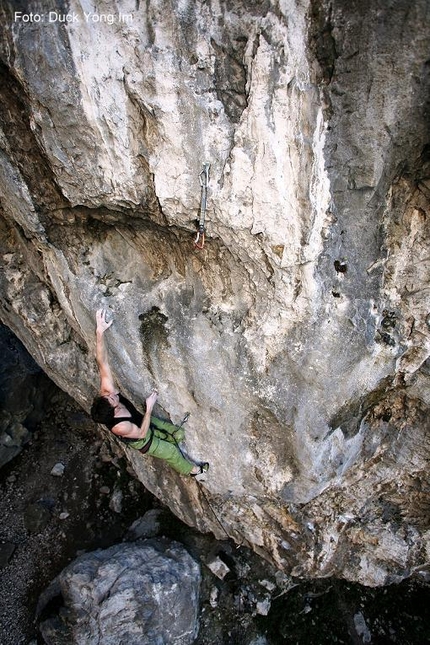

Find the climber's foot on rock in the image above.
[{"left": 190, "top": 462, "right": 209, "bottom": 477}]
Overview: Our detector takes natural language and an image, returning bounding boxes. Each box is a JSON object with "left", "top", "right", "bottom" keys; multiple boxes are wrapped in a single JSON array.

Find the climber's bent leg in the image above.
[
  {"left": 150, "top": 415, "right": 185, "bottom": 443},
  {"left": 147, "top": 435, "right": 194, "bottom": 475}
]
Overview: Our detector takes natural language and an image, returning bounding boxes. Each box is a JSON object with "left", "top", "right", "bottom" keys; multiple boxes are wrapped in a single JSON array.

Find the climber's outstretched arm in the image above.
[
  {"left": 139, "top": 389, "right": 158, "bottom": 437},
  {"left": 95, "top": 309, "right": 116, "bottom": 396}
]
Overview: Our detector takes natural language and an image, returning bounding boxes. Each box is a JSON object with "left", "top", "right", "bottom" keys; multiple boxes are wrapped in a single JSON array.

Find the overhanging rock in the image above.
[{"left": 0, "top": 0, "right": 429, "bottom": 586}]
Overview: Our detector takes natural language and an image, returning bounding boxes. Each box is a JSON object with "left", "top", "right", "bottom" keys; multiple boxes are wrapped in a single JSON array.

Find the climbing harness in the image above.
[{"left": 194, "top": 162, "right": 210, "bottom": 250}]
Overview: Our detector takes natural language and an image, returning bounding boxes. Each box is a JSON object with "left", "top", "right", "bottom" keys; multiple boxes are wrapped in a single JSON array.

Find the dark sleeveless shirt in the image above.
[{"left": 105, "top": 394, "right": 144, "bottom": 445}]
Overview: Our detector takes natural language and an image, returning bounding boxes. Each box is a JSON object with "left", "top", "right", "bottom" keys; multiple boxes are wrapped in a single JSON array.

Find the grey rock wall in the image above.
[{"left": 0, "top": 0, "right": 429, "bottom": 586}]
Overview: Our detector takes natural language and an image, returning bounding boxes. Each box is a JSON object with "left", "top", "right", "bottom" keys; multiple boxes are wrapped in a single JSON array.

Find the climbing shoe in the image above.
[{"left": 190, "top": 462, "right": 209, "bottom": 477}]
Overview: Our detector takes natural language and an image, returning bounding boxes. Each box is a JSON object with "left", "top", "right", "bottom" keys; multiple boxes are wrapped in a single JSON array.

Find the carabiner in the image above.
[{"left": 194, "top": 162, "right": 210, "bottom": 250}]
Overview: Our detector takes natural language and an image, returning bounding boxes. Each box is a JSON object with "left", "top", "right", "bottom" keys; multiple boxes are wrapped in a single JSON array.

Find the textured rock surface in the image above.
[
  {"left": 38, "top": 539, "right": 201, "bottom": 645},
  {"left": 0, "top": 0, "right": 429, "bottom": 586}
]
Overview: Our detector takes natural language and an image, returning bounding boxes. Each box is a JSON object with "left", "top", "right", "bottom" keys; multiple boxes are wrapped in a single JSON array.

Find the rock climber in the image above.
[{"left": 90, "top": 309, "right": 208, "bottom": 476}]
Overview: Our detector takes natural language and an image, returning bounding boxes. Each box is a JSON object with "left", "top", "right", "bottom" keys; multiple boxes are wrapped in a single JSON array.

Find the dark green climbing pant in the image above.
[{"left": 145, "top": 416, "right": 194, "bottom": 475}]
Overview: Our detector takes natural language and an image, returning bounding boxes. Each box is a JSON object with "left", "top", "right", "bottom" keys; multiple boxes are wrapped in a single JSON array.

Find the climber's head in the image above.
[{"left": 90, "top": 395, "right": 116, "bottom": 424}]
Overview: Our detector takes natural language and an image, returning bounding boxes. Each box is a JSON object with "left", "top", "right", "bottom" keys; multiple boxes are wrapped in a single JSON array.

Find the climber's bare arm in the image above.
[
  {"left": 111, "top": 390, "right": 158, "bottom": 440},
  {"left": 111, "top": 420, "right": 143, "bottom": 439},
  {"left": 95, "top": 309, "right": 116, "bottom": 395}
]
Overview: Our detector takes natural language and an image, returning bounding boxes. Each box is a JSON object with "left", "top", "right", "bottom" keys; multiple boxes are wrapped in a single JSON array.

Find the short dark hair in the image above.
[{"left": 91, "top": 396, "right": 115, "bottom": 424}]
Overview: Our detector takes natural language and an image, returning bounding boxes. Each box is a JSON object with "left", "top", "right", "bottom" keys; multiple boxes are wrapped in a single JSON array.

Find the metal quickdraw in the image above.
[{"left": 194, "top": 162, "right": 210, "bottom": 250}]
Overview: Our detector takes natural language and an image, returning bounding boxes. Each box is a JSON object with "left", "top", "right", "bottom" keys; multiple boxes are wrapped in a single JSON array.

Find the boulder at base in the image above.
[{"left": 37, "top": 539, "right": 201, "bottom": 645}]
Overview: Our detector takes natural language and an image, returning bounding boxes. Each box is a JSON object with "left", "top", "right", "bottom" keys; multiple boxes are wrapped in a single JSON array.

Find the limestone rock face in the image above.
[
  {"left": 37, "top": 540, "right": 201, "bottom": 645},
  {"left": 0, "top": 0, "right": 429, "bottom": 586}
]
